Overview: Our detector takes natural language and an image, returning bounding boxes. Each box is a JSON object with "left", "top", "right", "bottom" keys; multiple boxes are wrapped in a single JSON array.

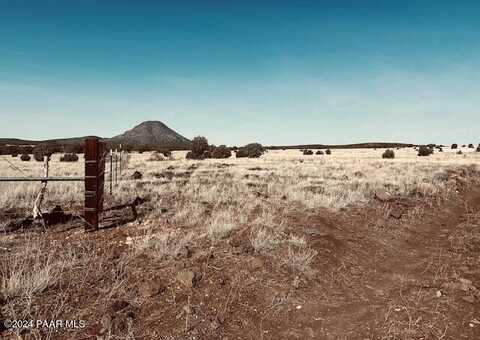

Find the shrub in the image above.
[
  {"left": 11, "top": 153, "right": 18, "bottom": 157},
  {"left": 148, "top": 152, "right": 165, "bottom": 161},
  {"left": 20, "top": 154, "right": 31, "bottom": 161},
  {"left": 33, "top": 144, "right": 52, "bottom": 162},
  {"left": 468, "top": 143, "right": 474, "bottom": 148},
  {"left": 186, "top": 151, "right": 205, "bottom": 160},
  {"left": 159, "top": 149, "right": 172, "bottom": 157},
  {"left": 438, "top": 147, "right": 443, "bottom": 152},
  {"left": 60, "top": 153, "right": 79, "bottom": 162},
  {"left": 236, "top": 143, "right": 264, "bottom": 158},
  {"left": 316, "top": 150, "right": 324, "bottom": 155},
  {"left": 418, "top": 145, "right": 433, "bottom": 156},
  {"left": 235, "top": 148, "right": 249, "bottom": 158},
  {"left": 451, "top": 143, "right": 458, "bottom": 149},
  {"left": 303, "top": 149, "right": 313, "bottom": 155},
  {"left": 382, "top": 149, "right": 395, "bottom": 159},
  {"left": 132, "top": 171, "right": 143, "bottom": 180},
  {"left": 476, "top": 146, "right": 480, "bottom": 152},
  {"left": 192, "top": 136, "right": 209, "bottom": 155},
  {"left": 457, "top": 150, "right": 463, "bottom": 155},
  {"left": 325, "top": 149, "right": 332, "bottom": 155},
  {"left": 245, "top": 143, "right": 264, "bottom": 158},
  {"left": 211, "top": 145, "right": 232, "bottom": 159}
]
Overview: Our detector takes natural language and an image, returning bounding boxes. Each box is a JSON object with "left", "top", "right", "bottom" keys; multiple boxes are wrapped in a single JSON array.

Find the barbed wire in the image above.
[{"left": 0, "top": 155, "right": 29, "bottom": 175}]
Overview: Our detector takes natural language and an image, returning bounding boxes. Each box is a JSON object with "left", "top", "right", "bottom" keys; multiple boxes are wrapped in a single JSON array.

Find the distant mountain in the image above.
[
  {"left": 0, "top": 121, "right": 192, "bottom": 151},
  {"left": 109, "top": 121, "right": 192, "bottom": 150}
]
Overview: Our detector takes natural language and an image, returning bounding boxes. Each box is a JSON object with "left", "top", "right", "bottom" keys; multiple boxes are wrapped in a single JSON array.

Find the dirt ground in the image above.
[{"left": 1, "top": 156, "right": 480, "bottom": 339}]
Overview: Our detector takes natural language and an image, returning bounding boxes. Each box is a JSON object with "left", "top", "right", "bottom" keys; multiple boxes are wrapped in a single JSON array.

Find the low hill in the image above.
[
  {"left": 109, "top": 121, "right": 192, "bottom": 150},
  {"left": 265, "top": 142, "right": 415, "bottom": 150}
]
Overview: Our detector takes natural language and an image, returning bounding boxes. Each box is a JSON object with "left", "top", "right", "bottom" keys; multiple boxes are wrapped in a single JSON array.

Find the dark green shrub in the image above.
[
  {"left": 33, "top": 144, "right": 52, "bottom": 162},
  {"left": 245, "top": 143, "right": 264, "bottom": 158},
  {"left": 382, "top": 149, "right": 395, "bottom": 159},
  {"left": 468, "top": 143, "right": 474, "bottom": 148},
  {"left": 316, "top": 150, "right": 324, "bottom": 155},
  {"left": 303, "top": 150, "right": 313, "bottom": 155},
  {"left": 476, "top": 146, "right": 480, "bottom": 152},
  {"left": 60, "top": 153, "right": 79, "bottom": 162},
  {"left": 457, "top": 150, "right": 463, "bottom": 155},
  {"left": 192, "top": 136, "right": 209, "bottom": 155},
  {"left": 235, "top": 148, "right": 249, "bottom": 158},
  {"left": 236, "top": 143, "right": 264, "bottom": 158},
  {"left": 418, "top": 145, "right": 433, "bottom": 156},
  {"left": 211, "top": 145, "right": 232, "bottom": 159},
  {"left": 186, "top": 151, "right": 205, "bottom": 160},
  {"left": 451, "top": 144, "right": 458, "bottom": 149},
  {"left": 20, "top": 154, "right": 31, "bottom": 161},
  {"left": 325, "top": 149, "right": 332, "bottom": 155}
]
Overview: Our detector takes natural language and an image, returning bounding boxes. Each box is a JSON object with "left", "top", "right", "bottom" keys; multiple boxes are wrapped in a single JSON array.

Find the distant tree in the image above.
[
  {"left": 211, "top": 145, "right": 232, "bottom": 159},
  {"left": 33, "top": 144, "right": 52, "bottom": 162},
  {"left": 468, "top": 143, "right": 474, "bottom": 148},
  {"left": 235, "top": 148, "right": 249, "bottom": 158},
  {"left": 451, "top": 143, "right": 458, "bottom": 149},
  {"left": 325, "top": 149, "right": 332, "bottom": 155},
  {"left": 303, "top": 149, "right": 313, "bottom": 155},
  {"left": 418, "top": 145, "right": 433, "bottom": 157},
  {"left": 192, "top": 136, "right": 209, "bottom": 155},
  {"left": 20, "top": 154, "right": 31, "bottom": 161},
  {"left": 382, "top": 149, "right": 395, "bottom": 159},
  {"left": 316, "top": 150, "right": 324, "bottom": 155},
  {"left": 60, "top": 153, "right": 79, "bottom": 162}
]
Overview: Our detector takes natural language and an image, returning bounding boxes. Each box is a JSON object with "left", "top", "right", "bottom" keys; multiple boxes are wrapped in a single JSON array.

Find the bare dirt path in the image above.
[{"left": 260, "top": 186, "right": 480, "bottom": 339}]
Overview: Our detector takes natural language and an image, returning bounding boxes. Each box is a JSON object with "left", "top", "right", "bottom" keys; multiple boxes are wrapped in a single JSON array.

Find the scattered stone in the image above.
[
  {"left": 137, "top": 280, "right": 166, "bottom": 298},
  {"left": 110, "top": 300, "right": 130, "bottom": 313},
  {"left": 132, "top": 171, "right": 143, "bottom": 180},
  {"left": 436, "top": 290, "right": 442, "bottom": 298},
  {"left": 249, "top": 257, "right": 264, "bottom": 270},
  {"left": 176, "top": 270, "right": 197, "bottom": 288}
]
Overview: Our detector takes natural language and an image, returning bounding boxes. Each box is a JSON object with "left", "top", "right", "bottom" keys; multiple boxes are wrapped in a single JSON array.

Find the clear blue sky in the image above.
[{"left": 1, "top": 0, "right": 479, "bottom": 145}]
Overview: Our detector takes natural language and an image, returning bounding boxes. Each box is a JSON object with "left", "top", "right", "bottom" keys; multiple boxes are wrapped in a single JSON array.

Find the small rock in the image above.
[
  {"left": 110, "top": 300, "right": 130, "bottom": 313},
  {"left": 249, "top": 257, "right": 264, "bottom": 270},
  {"left": 176, "top": 270, "right": 197, "bottom": 288},
  {"left": 137, "top": 280, "right": 166, "bottom": 298},
  {"left": 125, "top": 236, "right": 133, "bottom": 245},
  {"left": 436, "top": 290, "right": 442, "bottom": 298}
]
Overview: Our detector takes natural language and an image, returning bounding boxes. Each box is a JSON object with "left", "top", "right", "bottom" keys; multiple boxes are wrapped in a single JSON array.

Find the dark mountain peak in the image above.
[{"left": 110, "top": 120, "right": 191, "bottom": 150}]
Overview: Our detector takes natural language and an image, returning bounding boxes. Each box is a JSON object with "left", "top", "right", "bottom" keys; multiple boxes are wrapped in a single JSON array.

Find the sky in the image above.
[{"left": 0, "top": 0, "right": 479, "bottom": 145}]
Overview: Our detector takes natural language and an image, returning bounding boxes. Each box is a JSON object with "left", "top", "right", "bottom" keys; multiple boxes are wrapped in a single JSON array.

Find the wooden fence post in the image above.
[{"left": 84, "top": 138, "right": 105, "bottom": 230}]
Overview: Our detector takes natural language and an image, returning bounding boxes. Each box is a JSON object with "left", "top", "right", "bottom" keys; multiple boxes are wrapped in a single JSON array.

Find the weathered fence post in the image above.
[{"left": 84, "top": 138, "right": 105, "bottom": 230}]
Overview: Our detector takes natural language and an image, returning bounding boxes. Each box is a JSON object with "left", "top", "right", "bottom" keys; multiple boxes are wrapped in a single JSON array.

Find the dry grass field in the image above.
[{"left": 1, "top": 147, "right": 480, "bottom": 339}]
